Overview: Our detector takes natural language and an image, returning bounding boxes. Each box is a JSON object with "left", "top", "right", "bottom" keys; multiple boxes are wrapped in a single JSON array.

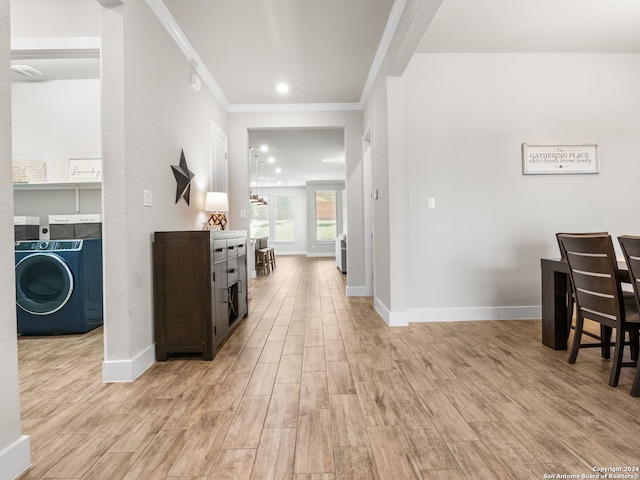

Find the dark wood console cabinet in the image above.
[{"left": 152, "top": 230, "right": 248, "bottom": 361}]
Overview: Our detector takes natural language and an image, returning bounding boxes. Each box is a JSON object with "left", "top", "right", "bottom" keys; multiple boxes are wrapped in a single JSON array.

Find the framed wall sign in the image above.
[
  {"left": 67, "top": 156, "right": 102, "bottom": 182},
  {"left": 522, "top": 143, "right": 600, "bottom": 175}
]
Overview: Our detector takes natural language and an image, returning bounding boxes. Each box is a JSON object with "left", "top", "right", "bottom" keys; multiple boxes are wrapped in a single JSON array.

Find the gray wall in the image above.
[
  {"left": 400, "top": 52, "right": 640, "bottom": 321},
  {"left": 100, "top": 0, "right": 228, "bottom": 381}
]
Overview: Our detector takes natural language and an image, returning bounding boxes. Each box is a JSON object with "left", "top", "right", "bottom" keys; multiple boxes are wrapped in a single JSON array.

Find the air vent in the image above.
[{"left": 11, "top": 65, "right": 44, "bottom": 77}]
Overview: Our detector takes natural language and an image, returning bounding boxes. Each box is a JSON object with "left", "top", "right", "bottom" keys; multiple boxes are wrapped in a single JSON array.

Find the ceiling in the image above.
[
  {"left": 162, "top": 0, "right": 396, "bottom": 107},
  {"left": 248, "top": 128, "right": 345, "bottom": 188},
  {"left": 10, "top": 0, "right": 640, "bottom": 184},
  {"left": 418, "top": 0, "right": 640, "bottom": 54}
]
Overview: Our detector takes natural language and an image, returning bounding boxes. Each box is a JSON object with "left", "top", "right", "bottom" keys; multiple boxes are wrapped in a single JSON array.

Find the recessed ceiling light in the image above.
[
  {"left": 260, "top": 145, "right": 269, "bottom": 152},
  {"left": 268, "top": 157, "right": 275, "bottom": 163},
  {"left": 276, "top": 83, "right": 289, "bottom": 94},
  {"left": 275, "top": 168, "right": 282, "bottom": 173},
  {"left": 322, "top": 158, "right": 335, "bottom": 163}
]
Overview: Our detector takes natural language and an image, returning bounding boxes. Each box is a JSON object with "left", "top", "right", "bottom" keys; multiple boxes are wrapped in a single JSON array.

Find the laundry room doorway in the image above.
[{"left": 10, "top": 0, "right": 105, "bottom": 370}]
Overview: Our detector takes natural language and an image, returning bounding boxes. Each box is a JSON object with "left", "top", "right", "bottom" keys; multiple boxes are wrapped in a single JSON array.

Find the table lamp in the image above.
[{"left": 205, "top": 192, "right": 229, "bottom": 230}]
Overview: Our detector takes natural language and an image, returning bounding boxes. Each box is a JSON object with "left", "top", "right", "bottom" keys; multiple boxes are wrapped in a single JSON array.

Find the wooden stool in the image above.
[
  {"left": 266, "top": 247, "right": 276, "bottom": 271},
  {"left": 256, "top": 248, "right": 271, "bottom": 274}
]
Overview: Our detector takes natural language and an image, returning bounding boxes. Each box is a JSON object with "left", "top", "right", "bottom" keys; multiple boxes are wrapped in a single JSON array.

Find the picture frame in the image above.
[
  {"left": 522, "top": 143, "right": 600, "bottom": 175},
  {"left": 67, "top": 156, "right": 102, "bottom": 182}
]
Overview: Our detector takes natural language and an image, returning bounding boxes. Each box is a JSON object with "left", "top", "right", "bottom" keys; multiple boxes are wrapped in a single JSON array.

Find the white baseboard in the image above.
[
  {"left": 0, "top": 435, "right": 30, "bottom": 480},
  {"left": 345, "top": 285, "right": 367, "bottom": 297},
  {"left": 102, "top": 344, "right": 155, "bottom": 382},
  {"left": 407, "top": 305, "right": 541, "bottom": 322},
  {"left": 373, "top": 297, "right": 409, "bottom": 326},
  {"left": 373, "top": 301, "right": 540, "bottom": 326}
]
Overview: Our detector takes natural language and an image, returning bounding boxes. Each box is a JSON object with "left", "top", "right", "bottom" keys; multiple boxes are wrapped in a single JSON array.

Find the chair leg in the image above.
[
  {"left": 566, "top": 295, "right": 574, "bottom": 340},
  {"left": 601, "top": 325, "right": 612, "bottom": 359},
  {"left": 631, "top": 357, "right": 640, "bottom": 396},
  {"left": 568, "top": 311, "right": 584, "bottom": 364},
  {"left": 609, "top": 328, "right": 625, "bottom": 387},
  {"left": 630, "top": 328, "right": 639, "bottom": 362}
]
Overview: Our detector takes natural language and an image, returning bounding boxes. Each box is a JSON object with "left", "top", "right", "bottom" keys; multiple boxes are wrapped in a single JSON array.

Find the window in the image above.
[
  {"left": 316, "top": 190, "right": 337, "bottom": 241},
  {"left": 274, "top": 194, "right": 294, "bottom": 242},
  {"left": 250, "top": 195, "right": 270, "bottom": 238}
]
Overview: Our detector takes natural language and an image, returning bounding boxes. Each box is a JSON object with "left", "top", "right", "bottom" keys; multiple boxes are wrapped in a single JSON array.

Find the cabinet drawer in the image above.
[
  {"left": 226, "top": 238, "right": 238, "bottom": 258},
  {"left": 227, "top": 256, "right": 239, "bottom": 285},
  {"left": 213, "top": 239, "right": 227, "bottom": 262},
  {"left": 237, "top": 239, "right": 247, "bottom": 256}
]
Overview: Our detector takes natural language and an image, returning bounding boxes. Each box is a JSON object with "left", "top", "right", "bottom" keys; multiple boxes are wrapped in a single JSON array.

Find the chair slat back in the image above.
[
  {"left": 556, "top": 232, "right": 608, "bottom": 260},
  {"left": 558, "top": 234, "right": 622, "bottom": 325},
  {"left": 618, "top": 235, "right": 640, "bottom": 310}
]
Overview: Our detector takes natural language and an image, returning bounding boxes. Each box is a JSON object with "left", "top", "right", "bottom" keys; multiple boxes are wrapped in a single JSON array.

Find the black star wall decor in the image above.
[{"left": 171, "top": 149, "right": 195, "bottom": 205}]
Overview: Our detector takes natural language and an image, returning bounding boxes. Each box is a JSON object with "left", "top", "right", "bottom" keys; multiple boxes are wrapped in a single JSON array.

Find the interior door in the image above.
[{"left": 210, "top": 121, "right": 228, "bottom": 193}]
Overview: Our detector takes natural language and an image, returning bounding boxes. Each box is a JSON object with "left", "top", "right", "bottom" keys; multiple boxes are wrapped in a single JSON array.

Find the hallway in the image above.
[{"left": 17, "top": 256, "right": 640, "bottom": 479}]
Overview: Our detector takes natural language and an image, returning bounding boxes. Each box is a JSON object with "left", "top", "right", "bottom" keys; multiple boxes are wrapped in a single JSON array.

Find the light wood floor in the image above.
[{"left": 17, "top": 256, "right": 640, "bottom": 480}]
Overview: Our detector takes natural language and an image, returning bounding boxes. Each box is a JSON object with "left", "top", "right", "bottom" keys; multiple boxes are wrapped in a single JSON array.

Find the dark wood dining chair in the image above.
[
  {"left": 557, "top": 234, "right": 640, "bottom": 388},
  {"left": 556, "top": 232, "right": 611, "bottom": 353},
  {"left": 617, "top": 235, "right": 640, "bottom": 396}
]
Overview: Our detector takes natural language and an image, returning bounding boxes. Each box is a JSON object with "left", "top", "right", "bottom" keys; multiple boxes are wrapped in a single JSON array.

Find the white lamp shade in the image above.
[{"left": 205, "top": 192, "right": 229, "bottom": 212}]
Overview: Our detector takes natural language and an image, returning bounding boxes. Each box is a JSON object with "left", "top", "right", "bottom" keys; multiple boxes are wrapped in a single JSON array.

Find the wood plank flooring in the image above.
[{"left": 17, "top": 255, "right": 640, "bottom": 479}]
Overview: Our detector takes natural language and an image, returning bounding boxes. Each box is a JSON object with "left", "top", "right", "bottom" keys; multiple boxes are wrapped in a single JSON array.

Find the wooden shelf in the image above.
[{"left": 13, "top": 181, "right": 101, "bottom": 191}]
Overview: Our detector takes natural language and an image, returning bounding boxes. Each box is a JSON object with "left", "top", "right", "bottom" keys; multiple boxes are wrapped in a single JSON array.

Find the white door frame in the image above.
[{"left": 363, "top": 125, "right": 374, "bottom": 297}]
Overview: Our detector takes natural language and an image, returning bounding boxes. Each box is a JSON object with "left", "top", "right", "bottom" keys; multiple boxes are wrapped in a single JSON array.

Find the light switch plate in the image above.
[
  {"left": 144, "top": 190, "right": 152, "bottom": 207},
  {"left": 427, "top": 197, "right": 436, "bottom": 209}
]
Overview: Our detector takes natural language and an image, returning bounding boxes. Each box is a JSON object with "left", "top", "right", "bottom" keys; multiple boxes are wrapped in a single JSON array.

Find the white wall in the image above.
[
  {"left": 228, "top": 110, "right": 365, "bottom": 291},
  {"left": 12, "top": 80, "right": 101, "bottom": 182},
  {"left": 0, "top": 0, "right": 31, "bottom": 476},
  {"left": 100, "top": 0, "right": 228, "bottom": 381},
  {"left": 400, "top": 53, "right": 640, "bottom": 320}
]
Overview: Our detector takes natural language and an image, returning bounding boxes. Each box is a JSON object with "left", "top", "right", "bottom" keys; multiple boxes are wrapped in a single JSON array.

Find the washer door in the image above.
[{"left": 16, "top": 253, "right": 74, "bottom": 315}]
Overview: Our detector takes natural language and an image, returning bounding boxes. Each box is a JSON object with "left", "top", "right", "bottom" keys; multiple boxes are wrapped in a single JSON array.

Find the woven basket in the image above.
[{"left": 13, "top": 158, "right": 47, "bottom": 183}]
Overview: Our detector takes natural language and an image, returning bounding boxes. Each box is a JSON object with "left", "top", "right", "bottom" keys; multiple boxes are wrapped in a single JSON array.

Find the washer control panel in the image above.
[{"left": 15, "top": 240, "right": 83, "bottom": 251}]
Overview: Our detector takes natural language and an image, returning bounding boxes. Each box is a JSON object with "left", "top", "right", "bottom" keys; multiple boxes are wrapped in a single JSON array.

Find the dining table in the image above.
[{"left": 540, "top": 257, "right": 630, "bottom": 350}]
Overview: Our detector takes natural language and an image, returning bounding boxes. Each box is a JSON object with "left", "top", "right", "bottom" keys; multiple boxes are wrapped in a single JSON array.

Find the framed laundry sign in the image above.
[
  {"left": 522, "top": 143, "right": 599, "bottom": 175},
  {"left": 67, "top": 156, "right": 102, "bottom": 181}
]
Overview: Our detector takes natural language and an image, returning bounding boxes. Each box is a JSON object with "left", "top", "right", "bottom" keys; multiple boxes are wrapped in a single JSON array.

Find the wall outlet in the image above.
[
  {"left": 427, "top": 197, "right": 436, "bottom": 209},
  {"left": 144, "top": 190, "right": 152, "bottom": 207}
]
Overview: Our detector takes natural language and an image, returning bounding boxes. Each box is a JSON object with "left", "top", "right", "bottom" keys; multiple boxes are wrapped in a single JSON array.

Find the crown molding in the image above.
[
  {"left": 227, "top": 102, "right": 363, "bottom": 113},
  {"left": 359, "top": 0, "right": 408, "bottom": 106},
  {"left": 147, "top": 0, "right": 402, "bottom": 113},
  {"left": 145, "top": 0, "right": 231, "bottom": 111}
]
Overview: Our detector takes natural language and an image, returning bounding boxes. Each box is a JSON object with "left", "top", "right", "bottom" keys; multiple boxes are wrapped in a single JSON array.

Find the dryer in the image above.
[{"left": 15, "top": 238, "right": 103, "bottom": 335}]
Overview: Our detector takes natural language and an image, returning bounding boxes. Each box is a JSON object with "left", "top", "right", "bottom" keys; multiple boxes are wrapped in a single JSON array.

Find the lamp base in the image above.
[{"left": 207, "top": 212, "right": 227, "bottom": 231}]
